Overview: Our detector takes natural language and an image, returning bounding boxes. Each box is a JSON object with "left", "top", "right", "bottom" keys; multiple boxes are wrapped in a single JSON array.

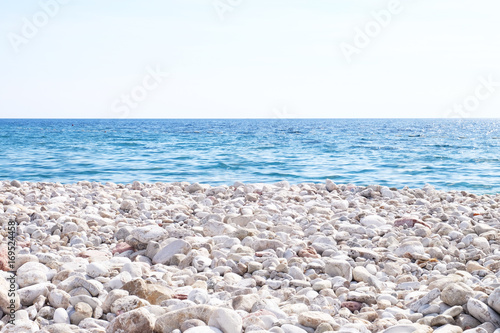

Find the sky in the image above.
[{"left": 0, "top": 0, "right": 499, "bottom": 119}]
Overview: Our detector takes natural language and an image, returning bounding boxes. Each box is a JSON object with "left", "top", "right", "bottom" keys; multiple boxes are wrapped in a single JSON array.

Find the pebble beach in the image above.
[{"left": 1, "top": 179, "right": 500, "bottom": 333}]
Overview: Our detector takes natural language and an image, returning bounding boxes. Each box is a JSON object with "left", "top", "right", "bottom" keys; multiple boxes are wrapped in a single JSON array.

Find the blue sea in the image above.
[{"left": 1, "top": 119, "right": 499, "bottom": 194}]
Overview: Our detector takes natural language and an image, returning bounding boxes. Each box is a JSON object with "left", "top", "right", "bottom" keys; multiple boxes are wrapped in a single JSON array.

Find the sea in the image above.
[{"left": 1, "top": 118, "right": 499, "bottom": 194}]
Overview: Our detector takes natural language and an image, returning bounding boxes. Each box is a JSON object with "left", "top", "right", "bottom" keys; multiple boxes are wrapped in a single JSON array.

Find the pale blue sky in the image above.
[{"left": 1, "top": 0, "right": 499, "bottom": 118}]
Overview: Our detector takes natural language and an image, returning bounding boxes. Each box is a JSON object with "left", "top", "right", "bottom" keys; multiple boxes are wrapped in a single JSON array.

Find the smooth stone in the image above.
[
  {"left": 462, "top": 328, "right": 488, "bottom": 333},
  {"left": 16, "top": 262, "right": 48, "bottom": 288},
  {"left": 121, "top": 262, "right": 143, "bottom": 278},
  {"left": 53, "top": 307, "right": 70, "bottom": 324},
  {"left": 180, "top": 319, "right": 208, "bottom": 331},
  {"left": 120, "top": 200, "right": 135, "bottom": 211},
  {"left": 431, "top": 314, "right": 455, "bottom": 326},
  {"left": 395, "top": 241, "right": 425, "bottom": 256},
  {"left": 298, "top": 311, "right": 333, "bottom": 329},
  {"left": 441, "top": 283, "right": 474, "bottom": 306},
  {"left": 312, "top": 280, "right": 332, "bottom": 291},
  {"left": 289, "top": 266, "right": 306, "bottom": 280},
  {"left": 192, "top": 256, "right": 212, "bottom": 272},
  {"left": 105, "top": 307, "right": 155, "bottom": 333},
  {"left": 10, "top": 180, "right": 21, "bottom": 187},
  {"left": 131, "top": 225, "right": 168, "bottom": 243},
  {"left": 110, "top": 296, "right": 150, "bottom": 315},
  {"left": 188, "top": 289, "right": 209, "bottom": 304},
  {"left": 70, "top": 302, "right": 93, "bottom": 325},
  {"left": 122, "top": 279, "right": 172, "bottom": 305},
  {"left": 443, "top": 306, "right": 464, "bottom": 318},
  {"left": 102, "top": 289, "right": 129, "bottom": 313},
  {"left": 315, "top": 323, "right": 334, "bottom": 333},
  {"left": 360, "top": 215, "right": 386, "bottom": 227},
  {"left": 48, "top": 289, "right": 71, "bottom": 309},
  {"left": 347, "top": 291, "right": 377, "bottom": 305},
  {"left": 207, "top": 308, "right": 243, "bottom": 333},
  {"left": 152, "top": 240, "right": 192, "bottom": 265},
  {"left": 488, "top": 287, "right": 500, "bottom": 314},
  {"left": 154, "top": 305, "right": 241, "bottom": 332},
  {"left": 86, "top": 262, "right": 110, "bottom": 278},
  {"left": 467, "top": 298, "right": 500, "bottom": 327},
  {"left": 69, "top": 295, "right": 100, "bottom": 309},
  {"left": 408, "top": 288, "right": 440, "bottom": 312},
  {"left": 232, "top": 294, "right": 261, "bottom": 312},
  {"left": 18, "top": 283, "right": 52, "bottom": 306},
  {"left": 352, "top": 266, "right": 382, "bottom": 291},
  {"left": 325, "top": 259, "right": 352, "bottom": 281},
  {"left": 456, "top": 314, "right": 482, "bottom": 330}
]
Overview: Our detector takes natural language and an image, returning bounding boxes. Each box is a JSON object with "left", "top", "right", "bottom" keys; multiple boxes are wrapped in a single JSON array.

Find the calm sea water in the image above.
[{"left": 1, "top": 119, "right": 499, "bottom": 194}]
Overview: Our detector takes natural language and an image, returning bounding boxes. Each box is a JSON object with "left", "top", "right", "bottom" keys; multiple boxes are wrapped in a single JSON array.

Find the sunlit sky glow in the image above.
[{"left": 1, "top": 0, "right": 500, "bottom": 118}]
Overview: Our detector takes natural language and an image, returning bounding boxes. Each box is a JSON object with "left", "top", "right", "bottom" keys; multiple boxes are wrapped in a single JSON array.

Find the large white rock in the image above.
[
  {"left": 86, "top": 262, "right": 110, "bottom": 278},
  {"left": 120, "top": 200, "right": 136, "bottom": 211},
  {"left": 188, "top": 289, "right": 209, "bottom": 305},
  {"left": 106, "top": 307, "right": 155, "bottom": 333},
  {"left": 18, "top": 283, "right": 52, "bottom": 306},
  {"left": 203, "top": 221, "right": 237, "bottom": 237},
  {"left": 325, "top": 259, "right": 353, "bottom": 281},
  {"left": 441, "top": 283, "right": 474, "bottom": 306},
  {"left": 48, "top": 289, "right": 71, "bottom": 309},
  {"left": 121, "top": 262, "right": 143, "bottom": 278},
  {"left": 325, "top": 179, "right": 337, "bottom": 192},
  {"left": 394, "top": 241, "right": 425, "bottom": 257},
  {"left": 360, "top": 215, "right": 386, "bottom": 227},
  {"left": 298, "top": 311, "right": 334, "bottom": 329},
  {"left": 53, "top": 307, "right": 70, "bottom": 324},
  {"left": 152, "top": 240, "right": 192, "bottom": 265},
  {"left": 331, "top": 200, "right": 349, "bottom": 210},
  {"left": 467, "top": 298, "right": 500, "bottom": 327},
  {"left": 352, "top": 266, "right": 382, "bottom": 292},
  {"left": 16, "top": 262, "right": 48, "bottom": 288},
  {"left": 488, "top": 287, "right": 500, "bottom": 314},
  {"left": 192, "top": 256, "right": 212, "bottom": 272},
  {"left": 186, "top": 183, "right": 205, "bottom": 193},
  {"left": 207, "top": 308, "right": 243, "bottom": 333},
  {"left": 131, "top": 225, "right": 167, "bottom": 243},
  {"left": 62, "top": 221, "right": 78, "bottom": 235}
]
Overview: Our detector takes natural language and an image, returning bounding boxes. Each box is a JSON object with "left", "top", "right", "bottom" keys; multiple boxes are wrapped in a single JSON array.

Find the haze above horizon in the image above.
[{"left": 1, "top": 0, "right": 500, "bottom": 119}]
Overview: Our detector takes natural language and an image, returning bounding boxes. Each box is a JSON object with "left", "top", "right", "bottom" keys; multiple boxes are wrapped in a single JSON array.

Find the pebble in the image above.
[
  {"left": 70, "top": 301, "right": 93, "bottom": 325},
  {"left": 467, "top": 298, "right": 500, "bottom": 328},
  {"left": 325, "top": 259, "right": 352, "bottom": 281},
  {"left": 53, "top": 307, "right": 70, "bottom": 324},
  {"left": 152, "top": 239, "right": 192, "bottom": 265},
  {"left": 105, "top": 307, "right": 155, "bottom": 332},
  {"left": 441, "top": 283, "right": 474, "bottom": 306},
  {"left": 488, "top": 287, "right": 500, "bottom": 314},
  {"left": 298, "top": 311, "right": 333, "bottom": 329}
]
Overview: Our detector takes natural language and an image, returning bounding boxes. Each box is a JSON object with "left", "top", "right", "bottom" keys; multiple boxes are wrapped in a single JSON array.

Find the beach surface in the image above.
[{"left": 1, "top": 180, "right": 500, "bottom": 333}]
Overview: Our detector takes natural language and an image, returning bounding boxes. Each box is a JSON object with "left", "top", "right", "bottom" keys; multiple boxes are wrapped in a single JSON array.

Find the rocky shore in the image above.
[{"left": 1, "top": 180, "right": 500, "bottom": 333}]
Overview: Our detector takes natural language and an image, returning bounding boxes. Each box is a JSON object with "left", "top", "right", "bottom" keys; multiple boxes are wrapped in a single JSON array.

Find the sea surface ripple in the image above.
[{"left": 1, "top": 119, "right": 499, "bottom": 194}]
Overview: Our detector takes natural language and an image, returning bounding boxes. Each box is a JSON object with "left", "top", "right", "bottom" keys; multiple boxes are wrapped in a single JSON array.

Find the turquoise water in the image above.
[{"left": 1, "top": 119, "right": 499, "bottom": 193}]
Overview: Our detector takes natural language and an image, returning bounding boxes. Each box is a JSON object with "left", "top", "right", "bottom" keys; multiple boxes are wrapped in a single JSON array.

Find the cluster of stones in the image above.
[{"left": 0, "top": 179, "right": 499, "bottom": 333}]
